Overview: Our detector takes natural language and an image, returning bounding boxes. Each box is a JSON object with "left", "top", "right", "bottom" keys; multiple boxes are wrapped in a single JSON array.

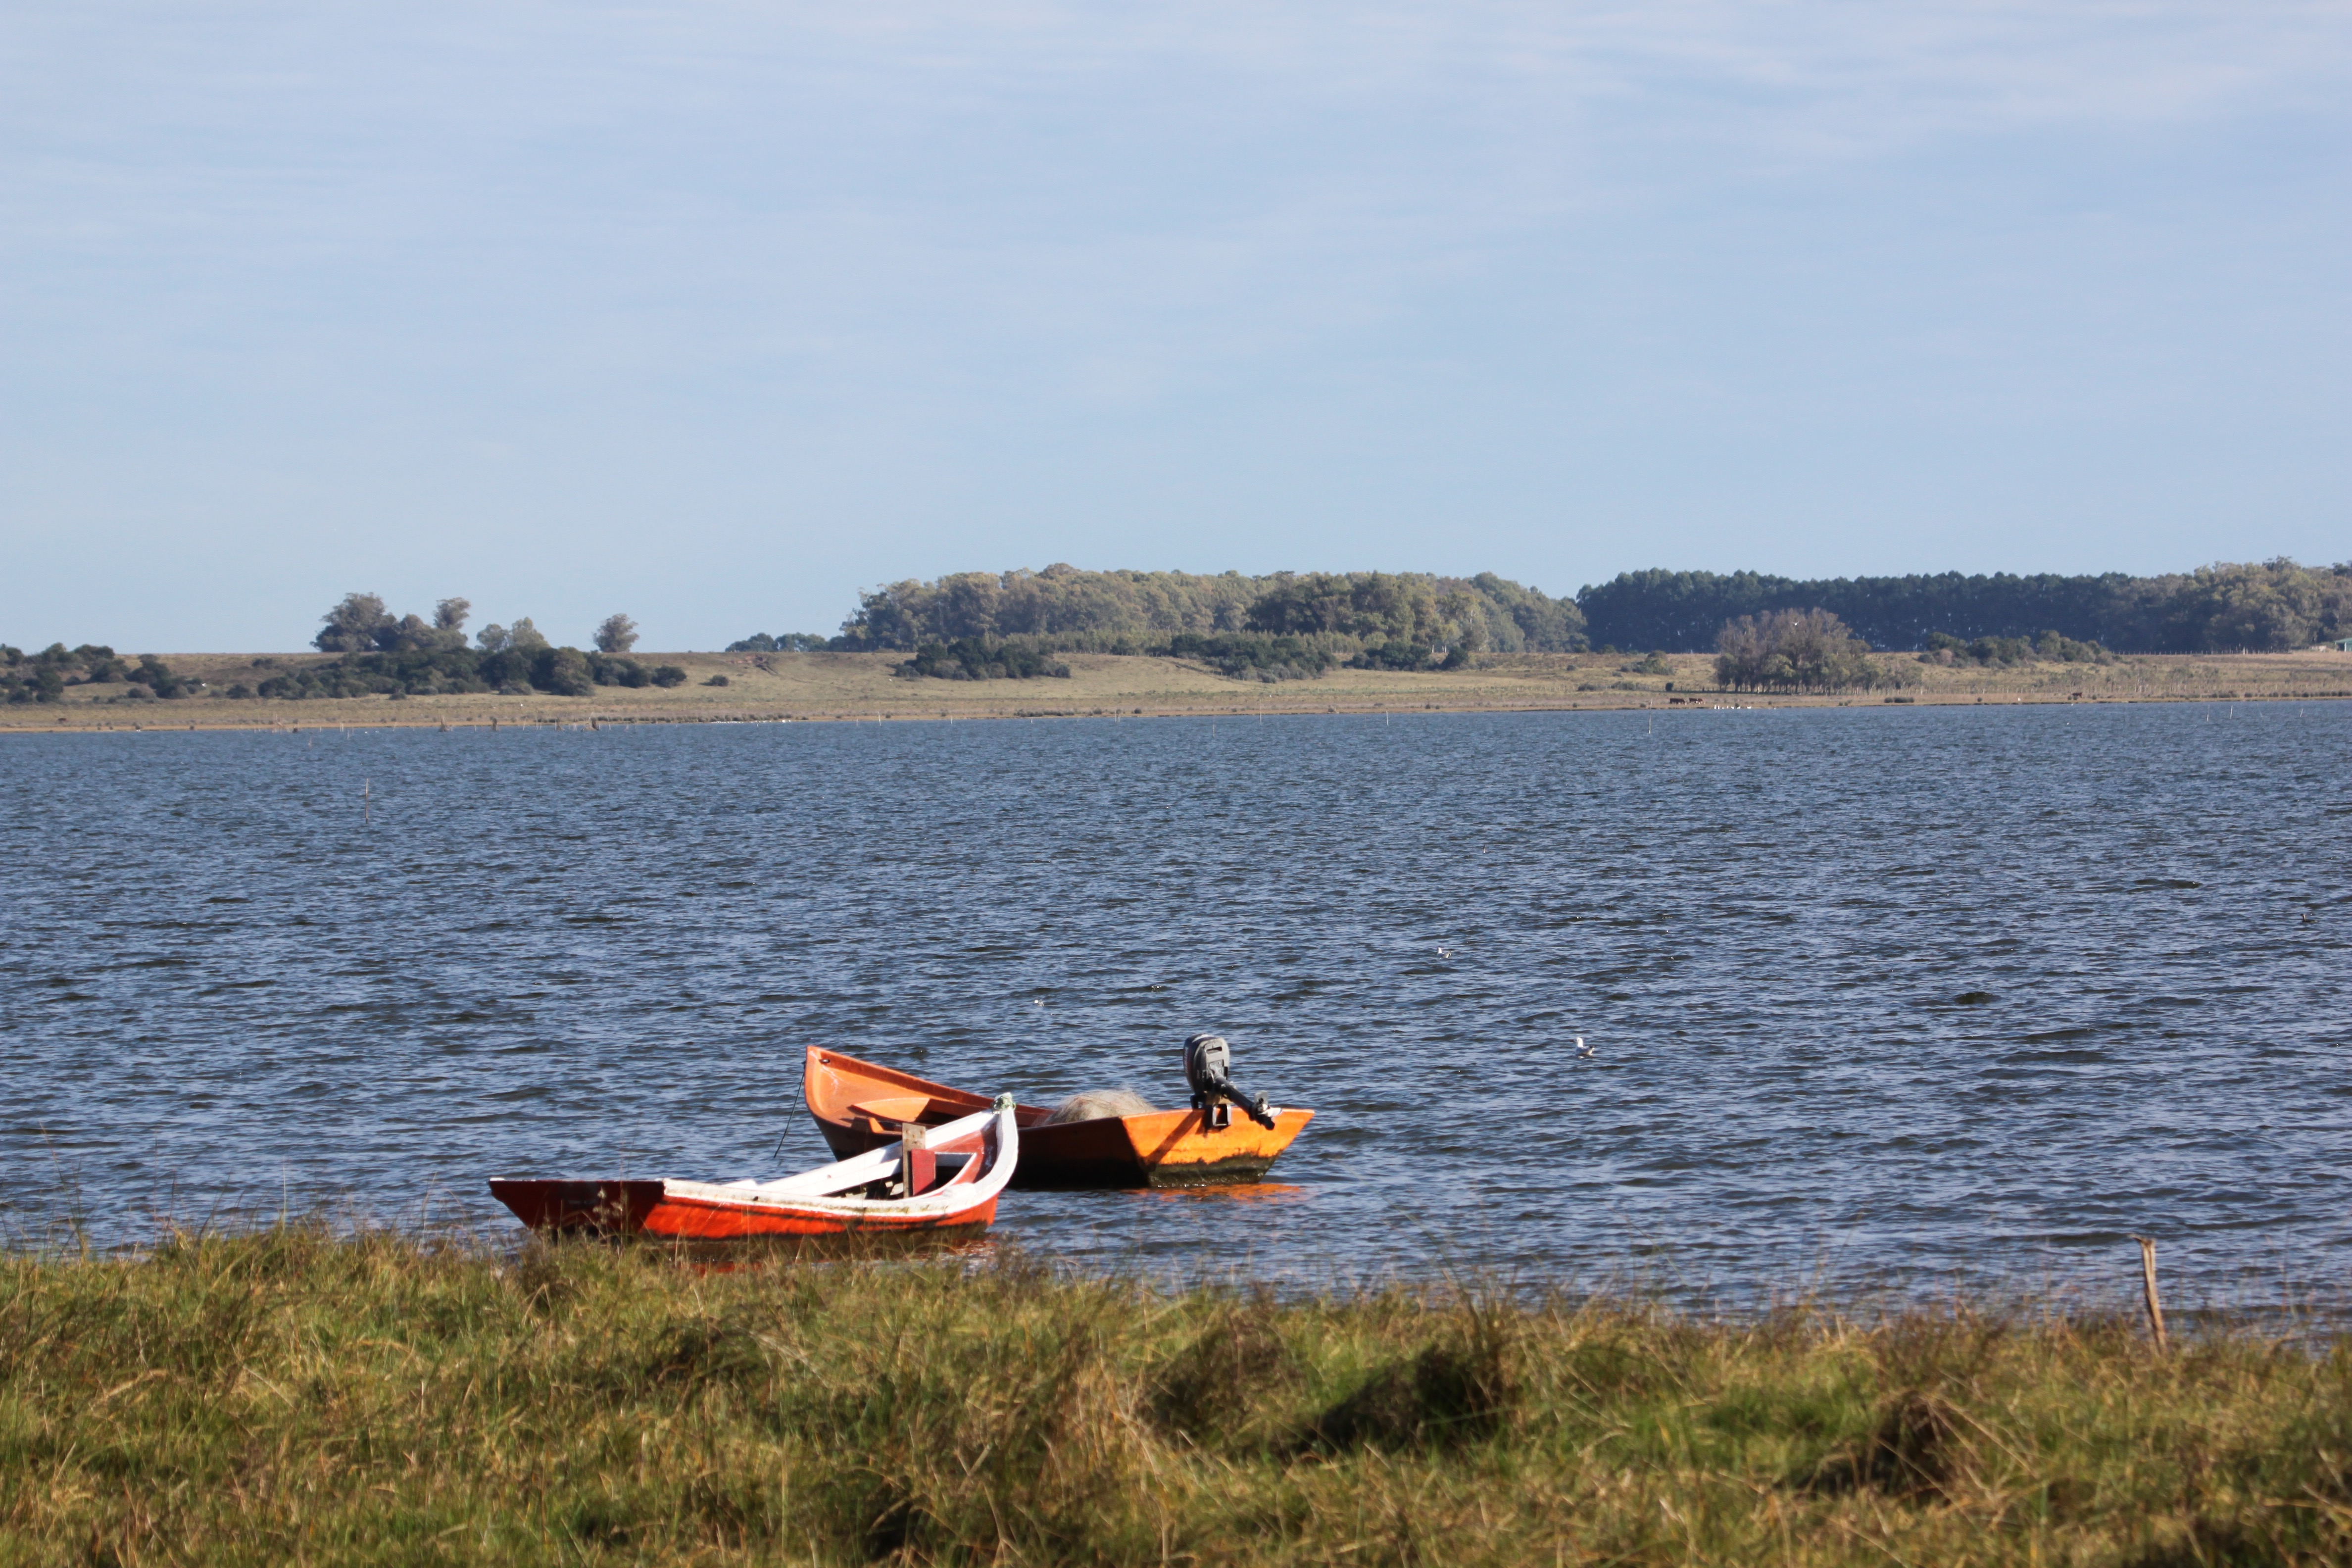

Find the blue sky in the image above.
[{"left": 3, "top": 0, "right": 2346, "bottom": 651}]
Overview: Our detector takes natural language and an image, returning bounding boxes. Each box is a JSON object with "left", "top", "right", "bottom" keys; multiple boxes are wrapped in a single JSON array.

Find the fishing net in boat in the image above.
[{"left": 1041, "top": 1088, "right": 1157, "bottom": 1125}]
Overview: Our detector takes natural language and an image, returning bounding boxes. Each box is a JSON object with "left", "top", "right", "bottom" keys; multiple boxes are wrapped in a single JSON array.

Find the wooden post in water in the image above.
[{"left": 2133, "top": 1236, "right": 2167, "bottom": 1351}]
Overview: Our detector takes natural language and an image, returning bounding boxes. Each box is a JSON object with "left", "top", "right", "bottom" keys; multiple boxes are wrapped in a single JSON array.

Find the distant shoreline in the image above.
[{"left": 5, "top": 647, "right": 2349, "bottom": 734}]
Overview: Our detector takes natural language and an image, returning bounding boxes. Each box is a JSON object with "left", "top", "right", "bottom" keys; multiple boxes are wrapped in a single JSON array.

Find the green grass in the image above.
[{"left": 4, "top": 1227, "right": 2348, "bottom": 1564}]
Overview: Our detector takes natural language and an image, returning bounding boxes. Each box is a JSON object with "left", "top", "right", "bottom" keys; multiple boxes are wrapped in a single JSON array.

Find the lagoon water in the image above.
[{"left": 4, "top": 703, "right": 2348, "bottom": 1309}]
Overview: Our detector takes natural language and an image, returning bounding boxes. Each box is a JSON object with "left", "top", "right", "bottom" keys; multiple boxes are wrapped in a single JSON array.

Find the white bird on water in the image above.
[
  {"left": 1575, "top": 1037, "right": 1596, "bottom": 1059},
  {"left": 1437, "top": 945, "right": 1452, "bottom": 959}
]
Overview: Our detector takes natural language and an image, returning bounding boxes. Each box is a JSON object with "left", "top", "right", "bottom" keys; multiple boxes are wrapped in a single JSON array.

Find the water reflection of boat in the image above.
[
  {"left": 803, "top": 1046, "right": 1314, "bottom": 1190},
  {"left": 490, "top": 1096, "right": 1019, "bottom": 1238},
  {"left": 1130, "top": 1182, "right": 1310, "bottom": 1205}
]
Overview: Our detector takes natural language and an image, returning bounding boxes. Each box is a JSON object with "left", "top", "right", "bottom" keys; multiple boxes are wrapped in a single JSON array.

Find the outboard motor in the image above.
[{"left": 1183, "top": 1033, "right": 1277, "bottom": 1129}]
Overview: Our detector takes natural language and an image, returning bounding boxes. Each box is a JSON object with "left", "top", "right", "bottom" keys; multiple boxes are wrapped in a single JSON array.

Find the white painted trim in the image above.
[{"left": 659, "top": 1104, "right": 1018, "bottom": 1220}]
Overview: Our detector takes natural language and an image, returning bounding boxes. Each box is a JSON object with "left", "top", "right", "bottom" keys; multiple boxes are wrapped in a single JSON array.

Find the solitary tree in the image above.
[
  {"left": 593, "top": 613, "right": 639, "bottom": 654},
  {"left": 315, "top": 592, "right": 395, "bottom": 652},
  {"left": 435, "top": 597, "right": 471, "bottom": 633},
  {"left": 1715, "top": 608, "right": 1885, "bottom": 692}
]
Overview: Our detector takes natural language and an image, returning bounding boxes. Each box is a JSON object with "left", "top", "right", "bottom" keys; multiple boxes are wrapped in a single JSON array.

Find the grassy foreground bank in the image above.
[{"left": 6, "top": 1233, "right": 2349, "bottom": 1565}]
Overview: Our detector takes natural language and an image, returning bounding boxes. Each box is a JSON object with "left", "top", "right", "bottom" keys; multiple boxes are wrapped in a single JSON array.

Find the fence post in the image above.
[{"left": 2132, "top": 1236, "right": 2167, "bottom": 1351}]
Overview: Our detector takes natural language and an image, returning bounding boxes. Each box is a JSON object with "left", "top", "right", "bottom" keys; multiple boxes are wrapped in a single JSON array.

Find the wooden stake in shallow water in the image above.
[{"left": 2133, "top": 1235, "right": 2167, "bottom": 1351}]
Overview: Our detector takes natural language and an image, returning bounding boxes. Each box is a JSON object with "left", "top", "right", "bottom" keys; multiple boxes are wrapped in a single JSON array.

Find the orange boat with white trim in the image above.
[
  {"left": 803, "top": 1044, "right": 1313, "bottom": 1190},
  {"left": 490, "top": 1096, "right": 1019, "bottom": 1238}
]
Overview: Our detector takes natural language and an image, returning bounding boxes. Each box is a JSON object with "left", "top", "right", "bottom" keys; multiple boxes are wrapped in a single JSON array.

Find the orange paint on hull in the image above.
[
  {"left": 640, "top": 1194, "right": 999, "bottom": 1240},
  {"left": 1116, "top": 1107, "right": 1318, "bottom": 1187}
]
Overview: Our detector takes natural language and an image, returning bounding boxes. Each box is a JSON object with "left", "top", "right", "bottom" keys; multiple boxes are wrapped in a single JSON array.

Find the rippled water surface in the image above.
[{"left": 5, "top": 704, "right": 2348, "bottom": 1305}]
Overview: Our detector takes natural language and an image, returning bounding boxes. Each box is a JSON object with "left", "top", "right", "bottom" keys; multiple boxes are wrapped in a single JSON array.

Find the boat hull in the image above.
[
  {"left": 492, "top": 1100, "right": 1020, "bottom": 1239},
  {"left": 485, "top": 1178, "right": 998, "bottom": 1247},
  {"left": 638, "top": 1192, "right": 999, "bottom": 1239},
  {"left": 489, "top": 1178, "right": 668, "bottom": 1234},
  {"left": 804, "top": 1048, "right": 1314, "bottom": 1189}
]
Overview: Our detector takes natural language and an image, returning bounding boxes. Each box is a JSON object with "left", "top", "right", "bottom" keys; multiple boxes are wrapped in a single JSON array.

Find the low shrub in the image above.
[
  {"left": 1921, "top": 630, "right": 2113, "bottom": 667},
  {"left": 896, "top": 638, "right": 1071, "bottom": 681},
  {"left": 725, "top": 633, "right": 831, "bottom": 652},
  {"left": 533, "top": 646, "right": 595, "bottom": 696},
  {"left": 1, "top": 646, "right": 199, "bottom": 701},
  {"left": 1166, "top": 633, "right": 1337, "bottom": 682},
  {"left": 1349, "top": 639, "right": 1438, "bottom": 671},
  {"left": 588, "top": 653, "right": 650, "bottom": 687}
]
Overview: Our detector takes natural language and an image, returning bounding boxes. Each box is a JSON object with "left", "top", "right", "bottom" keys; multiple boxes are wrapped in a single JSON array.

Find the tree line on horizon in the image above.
[
  {"left": 259, "top": 593, "right": 689, "bottom": 700},
  {"left": 733, "top": 567, "right": 1590, "bottom": 681},
  {"left": 837, "top": 567, "right": 1585, "bottom": 656},
  {"left": 730, "top": 559, "right": 2351, "bottom": 683},
  {"left": 1579, "top": 559, "right": 2352, "bottom": 654},
  {"left": 13, "top": 560, "right": 2342, "bottom": 703}
]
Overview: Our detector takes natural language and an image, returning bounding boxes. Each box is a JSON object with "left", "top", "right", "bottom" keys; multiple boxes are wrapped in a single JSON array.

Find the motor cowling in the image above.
[{"left": 1183, "top": 1033, "right": 1277, "bottom": 1129}]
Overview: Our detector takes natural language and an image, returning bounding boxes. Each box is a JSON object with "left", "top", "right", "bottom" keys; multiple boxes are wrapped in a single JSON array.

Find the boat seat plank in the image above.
[{"left": 847, "top": 1096, "right": 933, "bottom": 1124}]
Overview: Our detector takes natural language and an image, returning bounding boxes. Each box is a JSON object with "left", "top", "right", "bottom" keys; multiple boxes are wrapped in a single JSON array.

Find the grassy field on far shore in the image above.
[
  {"left": 3, "top": 1228, "right": 2346, "bottom": 1566},
  {"left": 7, "top": 647, "right": 2352, "bottom": 733}
]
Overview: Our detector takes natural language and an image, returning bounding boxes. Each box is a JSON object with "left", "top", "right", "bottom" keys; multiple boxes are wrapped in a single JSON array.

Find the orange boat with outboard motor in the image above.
[
  {"left": 803, "top": 1034, "right": 1312, "bottom": 1190},
  {"left": 490, "top": 1095, "right": 1020, "bottom": 1239}
]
